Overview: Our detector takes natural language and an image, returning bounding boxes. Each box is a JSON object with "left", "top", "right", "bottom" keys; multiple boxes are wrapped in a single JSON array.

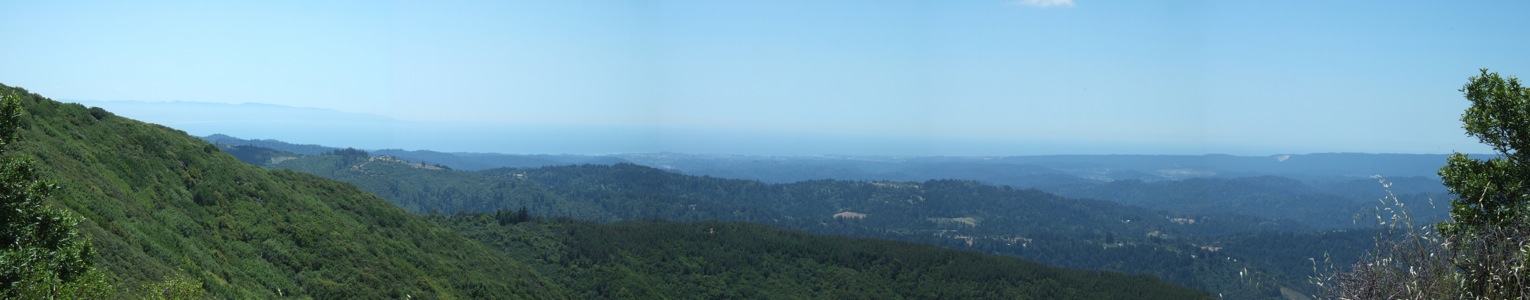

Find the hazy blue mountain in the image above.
[
  {"left": 611, "top": 153, "right": 1097, "bottom": 188},
  {"left": 371, "top": 149, "right": 629, "bottom": 171},
  {"left": 199, "top": 133, "right": 1464, "bottom": 190},
  {"left": 1042, "top": 176, "right": 1452, "bottom": 229},
  {"left": 618, "top": 152, "right": 1459, "bottom": 185},
  {"left": 203, "top": 134, "right": 628, "bottom": 171},
  {"left": 1315, "top": 175, "right": 1451, "bottom": 200},
  {"left": 203, "top": 133, "right": 338, "bottom": 155},
  {"left": 991, "top": 153, "right": 1456, "bottom": 182}
]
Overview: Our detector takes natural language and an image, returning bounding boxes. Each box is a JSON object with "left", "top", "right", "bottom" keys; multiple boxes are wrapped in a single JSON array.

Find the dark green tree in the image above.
[
  {"left": 1438, "top": 69, "right": 1530, "bottom": 298},
  {"left": 0, "top": 90, "right": 99, "bottom": 297}
]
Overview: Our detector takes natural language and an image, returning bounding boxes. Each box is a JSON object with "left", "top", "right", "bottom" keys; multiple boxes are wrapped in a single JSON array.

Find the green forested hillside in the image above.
[
  {"left": 435, "top": 214, "right": 1211, "bottom": 299},
  {"left": 271, "top": 153, "right": 1361, "bottom": 298},
  {"left": 4, "top": 84, "right": 566, "bottom": 298}
]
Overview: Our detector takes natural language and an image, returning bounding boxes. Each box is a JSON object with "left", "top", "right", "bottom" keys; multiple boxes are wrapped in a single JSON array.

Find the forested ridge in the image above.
[
  {"left": 224, "top": 134, "right": 1451, "bottom": 230},
  {"left": 269, "top": 152, "right": 1375, "bottom": 298}
]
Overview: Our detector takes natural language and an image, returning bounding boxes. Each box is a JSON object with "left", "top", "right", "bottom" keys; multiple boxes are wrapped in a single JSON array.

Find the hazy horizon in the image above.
[
  {"left": 6, "top": 1, "right": 1525, "bottom": 156},
  {"left": 65, "top": 99, "right": 1486, "bottom": 157}
]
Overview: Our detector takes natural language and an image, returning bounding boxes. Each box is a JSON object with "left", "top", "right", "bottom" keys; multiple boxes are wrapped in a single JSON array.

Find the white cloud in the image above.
[{"left": 1008, "top": 0, "right": 1075, "bottom": 8}]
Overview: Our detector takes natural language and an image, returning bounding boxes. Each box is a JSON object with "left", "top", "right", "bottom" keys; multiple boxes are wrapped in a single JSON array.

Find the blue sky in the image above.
[{"left": 2, "top": 1, "right": 1525, "bottom": 155}]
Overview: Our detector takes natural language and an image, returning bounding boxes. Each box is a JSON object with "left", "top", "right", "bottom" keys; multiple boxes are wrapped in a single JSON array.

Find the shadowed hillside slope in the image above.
[{"left": 437, "top": 215, "right": 1211, "bottom": 299}]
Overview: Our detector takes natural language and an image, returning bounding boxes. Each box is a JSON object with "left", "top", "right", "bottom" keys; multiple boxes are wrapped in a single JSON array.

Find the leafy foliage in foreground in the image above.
[
  {"left": 436, "top": 213, "right": 1211, "bottom": 299},
  {"left": 3, "top": 84, "right": 566, "bottom": 298},
  {"left": 1328, "top": 69, "right": 1530, "bottom": 299},
  {"left": 0, "top": 89, "right": 107, "bottom": 298}
]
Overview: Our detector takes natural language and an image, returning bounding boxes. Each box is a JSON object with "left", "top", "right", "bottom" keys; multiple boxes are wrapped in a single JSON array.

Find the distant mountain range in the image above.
[
  {"left": 205, "top": 133, "right": 1456, "bottom": 228},
  {"left": 202, "top": 133, "right": 1445, "bottom": 298},
  {"left": 202, "top": 133, "right": 1461, "bottom": 182}
]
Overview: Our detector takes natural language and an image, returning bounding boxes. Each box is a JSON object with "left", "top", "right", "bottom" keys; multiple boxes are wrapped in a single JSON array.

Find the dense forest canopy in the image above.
[
  {"left": 264, "top": 147, "right": 1381, "bottom": 298},
  {"left": 437, "top": 214, "right": 1210, "bottom": 299}
]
